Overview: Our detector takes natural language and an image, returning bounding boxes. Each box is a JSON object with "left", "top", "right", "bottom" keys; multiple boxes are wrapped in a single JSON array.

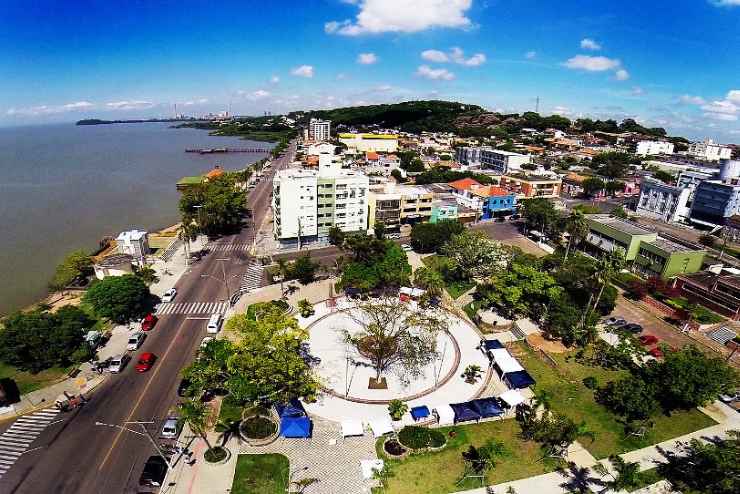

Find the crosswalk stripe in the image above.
[
  {"left": 0, "top": 459, "right": 15, "bottom": 465},
  {"left": 0, "top": 437, "right": 32, "bottom": 445},
  {"left": 0, "top": 449, "right": 21, "bottom": 457},
  {"left": 0, "top": 443, "right": 26, "bottom": 452},
  {"left": 16, "top": 418, "right": 52, "bottom": 425},
  {"left": 30, "top": 411, "right": 58, "bottom": 418}
]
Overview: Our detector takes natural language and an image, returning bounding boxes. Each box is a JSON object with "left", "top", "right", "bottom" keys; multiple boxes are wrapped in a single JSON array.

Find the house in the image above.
[
  {"left": 499, "top": 173, "right": 562, "bottom": 199},
  {"left": 675, "top": 270, "right": 740, "bottom": 320},
  {"left": 635, "top": 179, "right": 692, "bottom": 223},
  {"left": 478, "top": 187, "right": 517, "bottom": 220},
  {"left": 93, "top": 254, "right": 134, "bottom": 280},
  {"left": 204, "top": 165, "right": 224, "bottom": 181},
  {"left": 448, "top": 178, "right": 487, "bottom": 210},
  {"left": 116, "top": 230, "right": 149, "bottom": 262}
]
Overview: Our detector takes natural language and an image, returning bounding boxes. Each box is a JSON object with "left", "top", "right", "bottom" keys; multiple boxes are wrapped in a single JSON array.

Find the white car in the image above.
[
  {"left": 126, "top": 332, "right": 146, "bottom": 351},
  {"left": 401, "top": 244, "right": 413, "bottom": 252},
  {"left": 108, "top": 354, "right": 130, "bottom": 373},
  {"left": 162, "top": 288, "right": 177, "bottom": 303},
  {"left": 161, "top": 417, "right": 179, "bottom": 439},
  {"left": 200, "top": 336, "right": 215, "bottom": 349}
]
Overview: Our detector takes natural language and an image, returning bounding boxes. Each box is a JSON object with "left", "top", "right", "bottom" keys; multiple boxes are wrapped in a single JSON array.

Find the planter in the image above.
[
  {"left": 383, "top": 438, "right": 408, "bottom": 459},
  {"left": 239, "top": 408, "right": 280, "bottom": 445},
  {"left": 204, "top": 446, "right": 231, "bottom": 465}
]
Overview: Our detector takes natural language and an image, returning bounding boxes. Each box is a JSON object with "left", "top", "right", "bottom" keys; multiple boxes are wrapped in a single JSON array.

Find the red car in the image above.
[
  {"left": 135, "top": 352, "right": 156, "bottom": 373},
  {"left": 639, "top": 335, "right": 659, "bottom": 346},
  {"left": 648, "top": 347, "right": 664, "bottom": 358},
  {"left": 141, "top": 313, "right": 158, "bottom": 332}
]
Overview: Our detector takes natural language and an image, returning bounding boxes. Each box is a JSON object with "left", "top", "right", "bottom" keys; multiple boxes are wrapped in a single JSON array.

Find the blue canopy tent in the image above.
[
  {"left": 504, "top": 370, "right": 536, "bottom": 389},
  {"left": 469, "top": 398, "right": 504, "bottom": 418},
  {"left": 481, "top": 339, "right": 504, "bottom": 350},
  {"left": 450, "top": 402, "right": 481, "bottom": 424},
  {"left": 275, "top": 399, "right": 312, "bottom": 438}
]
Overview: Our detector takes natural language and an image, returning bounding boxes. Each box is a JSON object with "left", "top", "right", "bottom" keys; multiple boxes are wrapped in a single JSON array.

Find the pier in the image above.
[{"left": 185, "top": 147, "right": 270, "bottom": 154}]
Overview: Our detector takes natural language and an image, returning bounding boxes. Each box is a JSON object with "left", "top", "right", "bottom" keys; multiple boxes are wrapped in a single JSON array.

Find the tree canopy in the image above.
[
  {"left": 179, "top": 175, "right": 247, "bottom": 236},
  {"left": 49, "top": 250, "right": 93, "bottom": 291},
  {"left": 337, "top": 240, "right": 411, "bottom": 293},
  {"left": 410, "top": 220, "right": 465, "bottom": 253},
  {"left": 440, "top": 230, "right": 509, "bottom": 280},
  {"left": 83, "top": 274, "right": 150, "bottom": 323}
]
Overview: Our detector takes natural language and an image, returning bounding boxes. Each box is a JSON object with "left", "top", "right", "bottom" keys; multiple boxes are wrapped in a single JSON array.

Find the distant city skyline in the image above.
[{"left": 1, "top": 0, "right": 739, "bottom": 142}]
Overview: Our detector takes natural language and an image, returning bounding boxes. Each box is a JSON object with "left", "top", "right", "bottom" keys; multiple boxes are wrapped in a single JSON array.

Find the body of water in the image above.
[{"left": 0, "top": 122, "right": 268, "bottom": 315}]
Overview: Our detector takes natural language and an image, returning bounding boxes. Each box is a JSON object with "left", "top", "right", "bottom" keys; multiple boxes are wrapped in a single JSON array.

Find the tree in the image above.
[
  {"left": 182, "top": 339, "right": 235, "bottom": 397},
  {"left": 328, "top": 226, "right": 345, "bottom": 247},
  {"left": 374, "top": 221, "right": 386, "bottom": 240},
  {"left": 611, "top": 205, "right": 629, "bottom": 219},
  {"left": 179, "top": 399, "right": 214, "bottom": 451},
  {"left": 558, "top": 462, "right": 603, "bottom": 494},
  {"left": 291, "top": 255, "right": 318, "bottom": 285},
  {"left": 478, "top": 262, "right": 562, "bottom": 320},
  {"left": 582, "top": 177, "right": 606, "bottom": 197},
  {"left": 83, "top": 274, "right": 150, "bottom": 323},
  {"left": 390, "top": 169, "right": 406, "bottom": 182},
  {"left": 593, "top": 455, "right": 642, "bottom": 493},
  {"left": 224, "top": 305, "right": 318, "bottom": 404},
  {"left": 388, "top": 399, "right": 408, "bottom": 421},
  {"left": 651, "top": 169, "right": 675, "bottom": 184},
  {"left": 515, "top": 403, "right": 594, "bottom": 456},
  {"left": 49, "top": 250, "right": 93, "bottom": 291},
  {"left": 563, "top": 210, "right": 589, "bottom": 262},
  {"left": 657, "top": 430, "right": 740, "bottom": 494},
  {"left": 337, "top": 242, "right": 411, "bottom": 293},
  {"left": 178, "top": 220, "right": 200, "bottom": 260},
  {"left": 591, "top": 152, "right": 634, "bottom": 179},
  {"left": 413, "top": 266, "right": 445, "bottom": 297},
  {"left": 544, "top": 293, "right": 599, "bottom": 347},
  {"left": 410, "top": 220, "right": 465, "bottom": 253},
  {"left": 596, "top": 375, "right": 660, "bottom": 423},
  {"left": 179, "top": 175, "right": 247, "bottom": 236},
  {"left": 344, "top": 297, "right": 446, "bottom": 382},
  {"left": 441, "top": 230, "right": 510, "bottom": 280},
  {"left": 0, "top": 306, "right": 95, "bottom": 372},
  {"left": 519, "top": 198, "right": 562, "bottom": 239},
  {"left": 592, "top": 250, "right": 626, "bottom": 312},
  {"left": 134, "top": 265, "right": 158, "bottom": 285}
]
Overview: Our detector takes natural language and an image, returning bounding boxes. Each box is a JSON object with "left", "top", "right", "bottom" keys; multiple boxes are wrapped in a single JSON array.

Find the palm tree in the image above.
[
  {"left": 558, "top": 462, "right": 604, "bottom": 494},
  {"left": 178, "top": 220, "right": 200, "bottom": 263},
  {"left": 592, "top": 249, "right": 626, "bottom": 312},
  {"left": 592, "top": 455, "right": 641, "bottom": 492},
  {"left": 179, "top": 399, "right": 214, "bottom": 451},
  {"left": 563, "top": 210, "right": 589, "bottom": 262}
]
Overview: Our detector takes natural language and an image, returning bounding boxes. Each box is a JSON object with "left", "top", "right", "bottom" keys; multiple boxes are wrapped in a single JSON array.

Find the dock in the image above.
[{"left": 185, "top": 147, "right": 270, "bottom": 154}]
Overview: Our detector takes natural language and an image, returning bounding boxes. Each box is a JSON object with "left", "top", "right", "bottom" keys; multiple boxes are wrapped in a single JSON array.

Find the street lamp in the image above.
[
  {"left": 95, "top": 420, "right": 175, "bottom": 469},
  {"left": 200, "top": 258, "right": 235, "bottom": 304}
]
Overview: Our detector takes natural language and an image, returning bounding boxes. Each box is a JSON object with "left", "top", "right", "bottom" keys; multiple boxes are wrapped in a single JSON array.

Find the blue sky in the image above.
[{"left": 1, "top": 0, "right": 739, "bottom": 142}]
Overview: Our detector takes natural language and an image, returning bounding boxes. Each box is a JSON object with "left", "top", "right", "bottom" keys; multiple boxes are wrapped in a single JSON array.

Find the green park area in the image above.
[
  {"left": 513, "top": 343, "right": 717, "bottom": 458},
  {"left": 0, "top": 362, "right": 70, "bottom": 395},
  {"left": 421, "top": 255, "right": 475, "bottom": 299},
  {"left": 231, "top": 454, "right": 289, "bottom": 494}
]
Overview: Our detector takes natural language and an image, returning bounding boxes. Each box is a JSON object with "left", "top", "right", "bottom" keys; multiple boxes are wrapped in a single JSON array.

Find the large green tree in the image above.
[
  {"left": 410, "top": 220, "right": 465, "bottom": 253},
  {"left": 520, "top": 198, "right": 562, "bottom": 239},
  {"left": 179, "top": 175, "right": 247, "bottom": 236},
  {"left": 83, "top": 274, "right": 150, "bottom": 323},
  {"left": 440, "top": 230, "right": 510, "bottom": 280},
  {"left": 478, "top": 262, "right": 562, "bottom": 320},
  {"left": 337, "top": 242, "right": 411, "bottom": 293},
  {"left": 0, "top": 306, "right": 95, "bottom": 372},
  {"left": 562, "top": 210, "right": 589, "bottom": 262},
  {"left": 49, "top": 250, "right": 93, "bottom": 291},
  {"left": 596, "top": 375, "right": 660, "bottom": 423}
]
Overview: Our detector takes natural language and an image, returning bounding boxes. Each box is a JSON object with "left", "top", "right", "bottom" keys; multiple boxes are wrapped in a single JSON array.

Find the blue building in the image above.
[
  {"left": 689, "top": 180, "right": 740, "bottom": 226},
  {"left": 480, "top": 187, "right": 517, "bottom": 219}
]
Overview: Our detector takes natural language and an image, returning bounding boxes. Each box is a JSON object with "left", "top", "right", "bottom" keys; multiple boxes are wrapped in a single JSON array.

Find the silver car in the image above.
[
  {"left": 126, "top": 332, "right": 146, "bottom": 351},
  {"left": 108, "top": 354, "right": 130, "bottom": 373},
  {"left": 161, "top": 417, "right": 180, "bottom": 439}
]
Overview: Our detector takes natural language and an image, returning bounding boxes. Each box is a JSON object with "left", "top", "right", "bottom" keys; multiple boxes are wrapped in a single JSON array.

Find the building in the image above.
[
  {"left": 430, "top": 200, "right": 459, "bottom": 224},
  {"left": 676, "top": 271, "right": 740, "bottom": 320},
  {"left": 676, "top": 170, "right": 715, "bottom": 190},
  {"left": 499, "top": 173, "right": 562, "bottom": 199},
  {"left": 368, "top": 183, "right": 433, "bottom": 229},
  {"left": 724, "top": 215, "right": 740, "bottom": 243},
  {"left": 635, "top": 179, "right": 692, "bottom": 223},
  {"left": 448, "top": 178, "right": 488, "bottom": 210},
  {"left": 636, "top": 140, "right": 674, "bottom": 156},
  {"left": 455, "top": 146, "right": 482, "bottom": 167},
  {"left": 689, "top": 179, "right": 740, "bottom": 226},
  {"left": 367, "top": 189, "right": 402, "bottom": 233},
  {"left": 272, "top": 168, "right": 318, "bottom": 240},
  {"left": 308, "top": 118, "right": 331, "bottom": 142},
  {"left": 583, "top": 215, "right": 705, "bottom": 279},
  {"left": 337, "top": 133, "right": 399, "bottom": 153},
  {"left": 689, "top": 139, "right": 732, "bottom": 162},
  {"left": 480, "top": 187, "right": 517, "bottom": 219},
  {"left": 116, "top": 230, "right": 149, "bottom": 262},
  {"left": 479, "top": 148, "right": 531, "bottom": 174},
  {"left": 93, "top": 254, "right": 134, "bottom": 280}
]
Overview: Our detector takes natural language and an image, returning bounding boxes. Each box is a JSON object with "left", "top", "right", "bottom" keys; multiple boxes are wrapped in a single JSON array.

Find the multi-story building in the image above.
[
  {"left": 337, "top": 133, "right": 398, "bottom": 153},
  {"left": 455, "top": 146, "right": 482, "bottom": 167},
  {"left": 448, "top": 178, "right": 488, "bottom": 210},
  {"left": 116, "top": 230, "right": 149, "bottom": 263},
  {"left": 273, "top": 169, "right": 319, "bottom": 241},
  {"left": 481, "top": 187, "right": 517, "bottom": 219},
  {"left": 583, "top": 214, "right": 705, "bottom": 279},
  {"left": 635, "top": 179, "right": 691, "bottom": 223},
  {"left": 308, "top": 118, "right": 331, "bottom": 142},
  {"left": 676, "top": 270, "right": 740, "bottom": 320},
  {"left": 636, "top": 140, "right": 674, "bottom": 156},
  {"left": 689, "top": 139, "right": 732, "bottom": 162},
  {"left": 367, "top": 183, "right": 434, "bottom": 229},
  {"left": 430, "top": 200, "right": 459, "bottom": 224},
  {"left": 689, "top": 179, "right": 740, "bottom": 226},
  {"left": 367, "top": 189, "right": 402, "bottom": 233},
  {"left": 479, "top": 148, "right": 531, "bottom": 174},
  {"left": 498, "top": 173, "right": 562, "bottom": 199}
]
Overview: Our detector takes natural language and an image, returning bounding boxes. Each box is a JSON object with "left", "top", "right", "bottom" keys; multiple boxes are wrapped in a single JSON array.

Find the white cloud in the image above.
[
  {"left": 702, "top": 100, "right": 738, "bottom": 115},
  {"left": 374, "top": 84, "right": 394, "bottom": 91},
  {"left": 711, "top": 0, "right": 740, "bottom": 6},
  {"left": 291, "top": 65, "right": 314, "bottom": 78},
  {"left": 416, "top": 64, "right": 455, "bottom": 80},
  {"left": 552, "top": 105, "right": 571, "bottom": 115},
  {"left": 7, "top": 101, "right": 95, "bottom": 116},
  {"left": 336, "top": 73, "right": 347, "bottom": 80},
  {"left": 182, "top": 98, "right": 208, "bottom": 106},
  {"left": 63, "top": 101, "right": 94, "bottom": 110},
  {"left": 630, "top": 86, "right": 644, "bottom": 96},
  {"left": 106, "top": 100, "right": 155, "bottom": 110},
  {"left": 580, "top": 38, "right": 602, "bottom": 51},
  {"left": 270, "top": 75, "right": 280, "bottom": 84},
  {"left": 421, "top": 49, "right": 449, "bottom": 63},
  {"left": 704, "top": 112, "right": 738, "bottom": 121},
  {"left": 680, "top": 94, "right": 706, "bottom": 105},
  {"left": 525, "top": 51, "right": 537, "bottom": 60},
  {"left": 245, "top": 90, "right": 271, "bottom": 101},
  {"left": 357, "top": 52, "right": 378, "bottom": 65},
  {"left": 563, "top": 55, "right": 621, "bottom": 72},
  {"left": 325, "top": 0, "right": 473, "bottom": 36},
  {"left": 727, "top": 90, "right": 740, "bottom": 104},
  {"left": 615, "top": 69, "right": 630, "bottom": 81}
]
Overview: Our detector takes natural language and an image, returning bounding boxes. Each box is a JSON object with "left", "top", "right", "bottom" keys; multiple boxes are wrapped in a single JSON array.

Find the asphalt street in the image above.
[{"left": 0, "top": 142, "right": 295, "bottom": 494}]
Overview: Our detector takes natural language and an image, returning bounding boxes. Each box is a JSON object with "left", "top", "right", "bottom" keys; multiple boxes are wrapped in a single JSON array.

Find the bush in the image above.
[
  {"left": 241, "top": 416, "right": 277, "bottom": 439},
  {"left": 397, "top": 426, "right": 446, "bottom": 450},
  {"left": 204, "top": 446, "right": 228, "bottom": 463},
  {"left": 297, "top": 299, "right": 314, "bottom": 318},
  {"left": 582, "top": 376, "right": 598, "bottom": 389},
  {"left": 388, "top": 399, "right": 409, "bottom": 421}
]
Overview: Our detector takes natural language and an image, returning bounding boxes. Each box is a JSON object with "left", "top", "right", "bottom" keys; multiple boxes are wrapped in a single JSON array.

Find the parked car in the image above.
[
  {"left": 200, "top": 336, "right": 215, "bottom": 349},
  {"left": 135, "top": 352, "right": 156, "bottom": 373},
  {"left": 162, "top": 288, "right": 177, "bottom": 303},
  {"left": 108, "top": 354, "right": 130, "bottom": 373},
  {"left": 139, "top": 456, "right": 168, "bottom": 487},
  {"left": 639, "top": 335, "right": 659, "bottom": 345},
  {"left": 161, "top": 417, "right": 180, "bottom": 439},
  {"left": 126, "top": 332, "right": 146, "bottom": 351},
  {"left": 719, "top": 391, "right": 740, "bottom": 403},
  {"left": 141, "top": 313, "right": 158, "bottom": 332},
  {"left": 621, "top": 323, "right": 643, "bottom": 334},
  {"left": 177, "top": 378, "right": 191, "bottom": 398},
  {"left": 401, "top": 244, "right": 413, "bottom": 252},
  {"left": 648, "top": 347, "right": 664, "bottom": 358},
  {"left": 604, "top": 317, "right": 626, "bottom": 326}
]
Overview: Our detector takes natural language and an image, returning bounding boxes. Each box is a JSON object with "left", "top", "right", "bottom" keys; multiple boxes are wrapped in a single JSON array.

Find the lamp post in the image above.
[
  {"left": 95, "top": 420, "right": 175, "bottom": 469},
  {"left": 200, "top": 258, "right": 237, "bottom": 304}
]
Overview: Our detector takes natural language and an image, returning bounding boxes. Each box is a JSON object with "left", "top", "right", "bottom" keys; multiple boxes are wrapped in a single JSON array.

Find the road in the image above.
[{"left": 0, "top": 142, "right": 295, "bottom": 494}]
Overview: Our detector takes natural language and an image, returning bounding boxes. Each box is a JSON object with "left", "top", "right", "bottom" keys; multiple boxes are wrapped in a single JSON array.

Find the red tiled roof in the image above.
[
  {"left": 205, "top": 166, "right": 224, "bottom": 179},
  {"left": 448, "top": 178, "right": 481, "bottom": 191},
  {"left": 366, "top": 151, "right": 379, "bottom": 161}
]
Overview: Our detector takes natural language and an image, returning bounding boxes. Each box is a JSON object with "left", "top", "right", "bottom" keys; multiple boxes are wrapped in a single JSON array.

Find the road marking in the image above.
[{"left": 98, "top": 316, "right": 193, "bottom": 471}]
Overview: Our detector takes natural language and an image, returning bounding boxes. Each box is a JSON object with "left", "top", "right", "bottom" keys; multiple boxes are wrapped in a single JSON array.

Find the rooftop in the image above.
[
  {"left": 338, "top": 133, "right": 398, "bottom": 139},
  {"left": 648, "top": 236, "right": 704, "bottom": 253},
  {"left": 117, "top": 229, "right": 147, "bottom": 242},
  {"left": 448, "top": 177, "right": 482, "bottom": 191},
  {"left": 587, "top": 214, "right": 655, "bottom": 236}
]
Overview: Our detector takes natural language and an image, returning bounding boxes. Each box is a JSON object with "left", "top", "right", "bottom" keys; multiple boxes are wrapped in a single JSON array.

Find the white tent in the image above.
[
  {"left": 490, "top": 348, "right": 524, "bottom": 374},
  {"left": 341, "top": 420, "right": 364, "bottom": 438},
  {"left": 400, "top": 286, "right": 426, "bottom": 298},
  {"left": 360, "top": 459, "right": 384, "bottom": 480},
  {"left": 367, "top": 417, "right": 394, "bottom": 438},
  {"left": 433, "top": 404, "right": 455, "bottom": 426},
  {"left": 499, "top": 389, "right": 526, "bottom": 408}
]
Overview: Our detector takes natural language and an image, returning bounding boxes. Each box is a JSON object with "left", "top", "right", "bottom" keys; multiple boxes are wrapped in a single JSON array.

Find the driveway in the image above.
[{"left": 472, "top": 221, "right": 548, "bottom": 257}]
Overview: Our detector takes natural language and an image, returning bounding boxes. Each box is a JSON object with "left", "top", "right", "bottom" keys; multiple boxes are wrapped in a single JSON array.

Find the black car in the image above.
[
  {"left": 621, "top": 323, "right": 643, "bottom": 334},
  {"left": 139, "top": 456, "right": 167, "bottom": 487},
  {"left": 177, "top": 378, "right": 191, "bottom": 397}
]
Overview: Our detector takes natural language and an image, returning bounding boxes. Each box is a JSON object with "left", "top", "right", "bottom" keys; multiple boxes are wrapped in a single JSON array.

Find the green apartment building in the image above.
[{"left": 584, "top": 214, "right": 705, "bottom": 279}]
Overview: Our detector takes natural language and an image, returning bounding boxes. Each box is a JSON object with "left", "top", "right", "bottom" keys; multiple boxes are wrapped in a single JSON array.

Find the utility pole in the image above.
[
  {"left": 218, "top": 258, "right": 231, "bottom": 302},
  {"left": 95, "top": 420, "right": 175, "bottom": 469},
  {"left": 535, "top": 96, "right": 540, "bottom": 113}
]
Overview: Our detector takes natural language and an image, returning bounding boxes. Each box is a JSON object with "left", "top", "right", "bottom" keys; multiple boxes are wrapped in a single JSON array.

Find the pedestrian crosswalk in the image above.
[
  {"left": 208, "top": 243, "right": 250, "bottom": 252},
  {"left": 0, "top": 408, "right": 60, "bottom": 479},
  {"left": 155, "top": 301, "right": 229, "bottom": 315},
  {"left": 240, "top": 262, "right": 264, "bottom": 293}
]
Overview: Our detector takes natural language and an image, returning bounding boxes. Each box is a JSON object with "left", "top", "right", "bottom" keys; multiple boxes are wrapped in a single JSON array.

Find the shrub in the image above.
[
  {"left": 582, "top": 376, "right": 598, "bottom": 389},
  {"left": 398, "top": 426, "right": 446, "bottom": 450},
  {"left": 297, "top": 299, "right": 315, "bottom": 318},
  {"left": 388, "top": 399, "right": 409, "bottom": 421}
]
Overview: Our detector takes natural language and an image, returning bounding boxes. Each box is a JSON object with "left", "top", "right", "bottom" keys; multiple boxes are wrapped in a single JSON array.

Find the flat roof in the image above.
[
  {"left": 587, "top": 214, "right": 655, "bottom": 236},
  {"left": 648, "top": 236, "right": 702, "bottom": 253},
  {"left": 338, "top": 133, "right": 398, "bottom": 139}
]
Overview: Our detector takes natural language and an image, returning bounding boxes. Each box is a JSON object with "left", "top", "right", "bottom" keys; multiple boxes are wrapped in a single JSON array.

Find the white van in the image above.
[{"left": 206, "top": 313, "right": 222, "bottom": 334}]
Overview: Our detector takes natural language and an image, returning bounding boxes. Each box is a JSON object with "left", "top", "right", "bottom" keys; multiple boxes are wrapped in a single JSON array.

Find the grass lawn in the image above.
[
  {"left": 512, "top": 343, "right": 717, "bottom": 459},
  {"left": 421, "top": 255, "right": 475, "bottom": 299},
  {"left": 0, "top": 362, "right": 70, "bottom": 395},
  {"left": 663, "top": 297, "right": 725, "bottom": 324},
  {"left": 231, "top": 454, "right": 289, "bottom": 494},
  {"left": 375, "top": 420, "right": 558, "bottom": 494}
]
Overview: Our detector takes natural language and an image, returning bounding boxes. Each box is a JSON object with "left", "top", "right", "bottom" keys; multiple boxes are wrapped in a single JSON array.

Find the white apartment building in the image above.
[
  {"left": 116, "top": 229, "right": 149, "bottom": 263},
  {"left": 337, "top": 133, "right": 398, "bottom": 153},
  {"left": 635, "top": 179, "right": 691, "bottom": 223},
  {"left": 689, "top": 139, "right": 732, "bottom": 162},
  {"left": 272, "top": 169, "right": 318, "bottom": 240},
  {"left": 455, "top": 146, "right": 481, "bottom": 167},
  {"left": 479, "top": 148, "right": 531, "bottom": 174},
  {"left": 308, "top": 118, "right": 331, "bottom": 142},
  {"left": 636, "top": 140, "right": 674, "bottom": 156}
]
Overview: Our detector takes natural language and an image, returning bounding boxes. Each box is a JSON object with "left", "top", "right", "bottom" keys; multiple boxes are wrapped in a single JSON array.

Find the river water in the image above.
[{"left": 0, "top": 122, "right": 268, "bottom": 315}]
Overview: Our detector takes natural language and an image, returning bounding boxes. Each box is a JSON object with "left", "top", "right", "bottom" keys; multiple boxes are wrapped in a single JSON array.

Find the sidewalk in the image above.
[{"left": 0, "top": 236, "right": 204, "bottom": 420}]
